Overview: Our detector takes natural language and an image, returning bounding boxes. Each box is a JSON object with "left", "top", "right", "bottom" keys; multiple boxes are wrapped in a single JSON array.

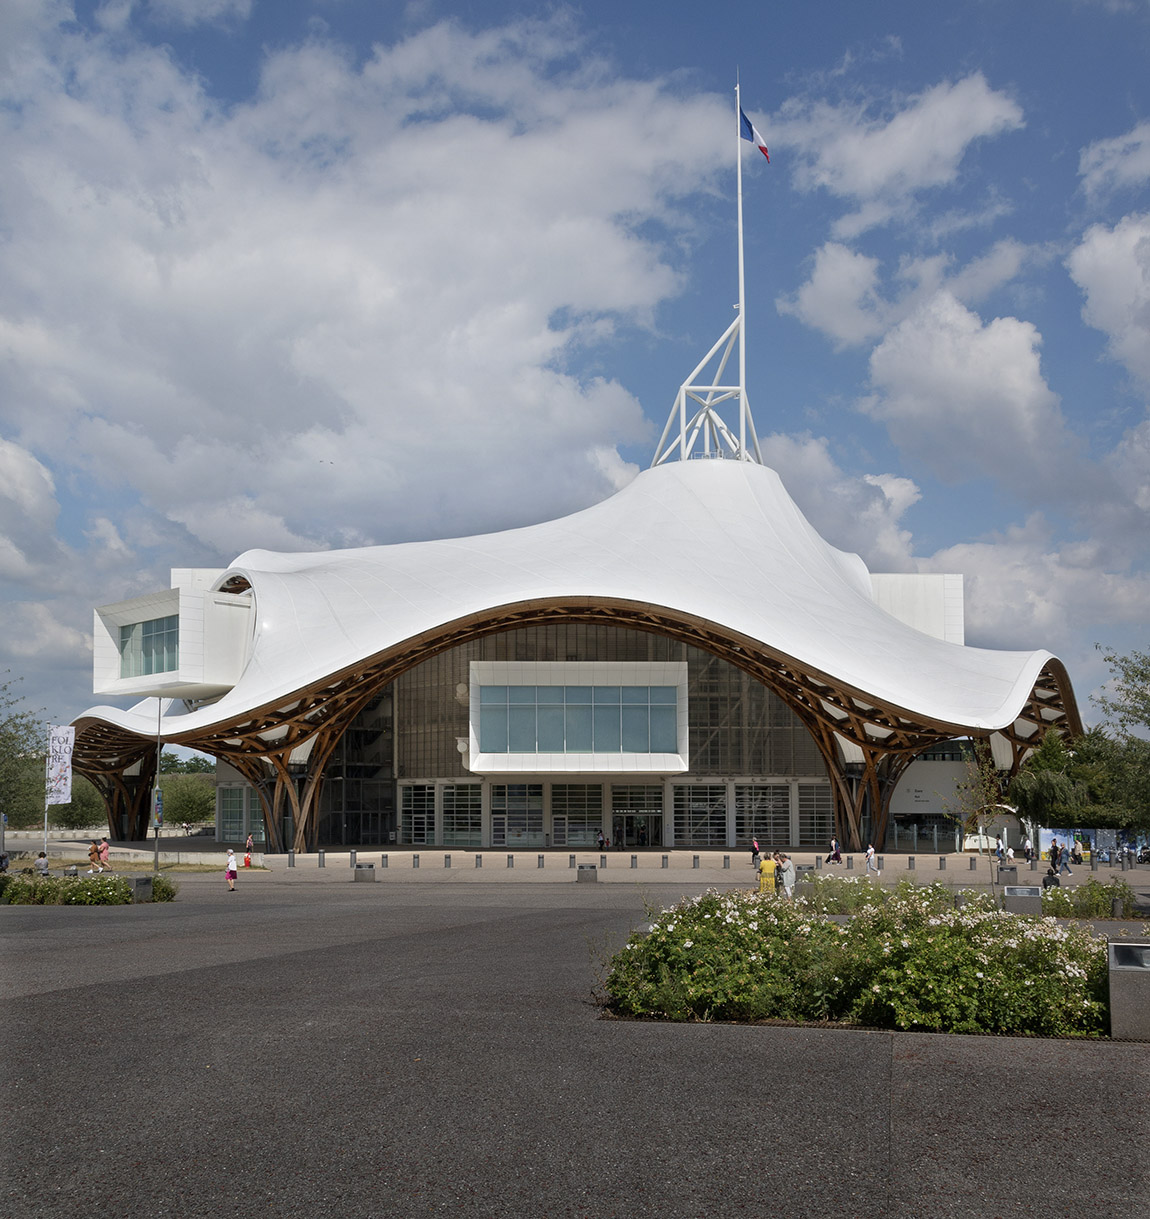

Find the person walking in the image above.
[
  {"left": 98, "top": 837, "right": 114, "bottom": 872},
  {"left": 1058, "top": 843, "right": 1072, "bottom": 876},
  {"left": 87, "top": 840, "right": 103, "bottom": 873},
  {"left": 225, "top": 848, "right": 238, "bottom": 891},
  {"left": 1023, "top": 836, "right": 1033, "bottom": 863},
  {"left": 777, "top": 852, "right": 796, "bottom": 898},
  {"left": 826, "top": 835, "right": 840, "bottom": 865},
  {"left": 751, "top": 838, "right": 761, "bottom": 868},
  {"left": 865, "top": 843, "right": 880, "bottom": 877}
]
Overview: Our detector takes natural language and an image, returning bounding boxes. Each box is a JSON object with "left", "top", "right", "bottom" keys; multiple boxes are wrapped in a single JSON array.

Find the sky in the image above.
[{"left": 1, "top": 0, "right": 1148, "bottom": 731}]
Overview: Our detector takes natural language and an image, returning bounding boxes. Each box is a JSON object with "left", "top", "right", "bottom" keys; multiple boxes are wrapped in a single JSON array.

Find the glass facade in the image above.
[
  {"left": 478, "top": 684, "right": 677, "bottom": 753},
  {"left": 491, "top": 783, "right": 544, "bottom": 847},
  {"left": 551, "top": 783, "right": 603, "bottom": 846},
  {"left": 442, "top": 784, "right": 482, "bottom": 846},
  {"left": 119, "top": 614, "right": 179, "bottom": 678},
  {"left": 237, "top": 622, "right": 836, "bottom": 848}
]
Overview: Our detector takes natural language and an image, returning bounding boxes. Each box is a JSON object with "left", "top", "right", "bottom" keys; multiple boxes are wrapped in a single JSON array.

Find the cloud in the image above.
[
  {"left": 776, "top": 243, "right": 886, "bottom": 347},
  {"left": 863, "top": 292, "right": 1083, "bottom": 497},
  {"left": 779, "top": 238, "right": 1037, "bottom": 349},
  {"left": 1066, "top": 212, "right": 1150, "bottom": 386},
  {"left": 96, "top": 0, "right": 253, "bottom": 29},
  {"left": 759, "top": 433, "right": 919, "bottom": 572},
  {"left": 772, "top": 73, "right": 1023, "bottom": 236},
  {"left": 1079, "top": 120, "right": 1150, "bottom": 201},
  {"left": 0, "top": 14, "right": 731, "bottom": 565}
]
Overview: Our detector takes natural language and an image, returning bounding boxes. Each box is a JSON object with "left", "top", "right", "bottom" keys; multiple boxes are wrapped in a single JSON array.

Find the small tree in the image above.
[
  {"left": 158, "top": 773, "right": 215, "bottom": 825},
  {"left": 47, "top": 775, "right": 108, "bottom": 831},
  {"left": 941, "top": 740, "right": 1006, "bottom": 847},
  {"left": 0, "top": 672, "right": 46, "bottom": 830},
  {"left": 1094, "top": 644, "right": 1150, "bottom": 738}
]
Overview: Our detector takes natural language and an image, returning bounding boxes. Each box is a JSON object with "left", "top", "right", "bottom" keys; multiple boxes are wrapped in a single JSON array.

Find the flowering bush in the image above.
[
  {"left": 604, "top": 883, "right": 1109, "bottom": 1038},
  {"left": 2, "top": 874, "right": 133, "bottom": 905}
]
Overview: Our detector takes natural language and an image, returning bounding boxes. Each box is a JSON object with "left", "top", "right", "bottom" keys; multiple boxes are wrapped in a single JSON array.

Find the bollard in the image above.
[
  {"left": 1030, "top": 858, "right": 1037, "bottom": 871},
  {"left": 444, "top": 854, "right": 451, "bottom": 868},
  {"left": 350, "top": 850, "right": 357, "bottom": 869},
  {"left": 846, "top": 856, "right": 854, "bottom": 869},
  {"left": 318, "top": 850, "right": 325, "bottom": 868},
  {"left": 475, "top": 854, "right": 482, "bottom": 868},
  {"left": 969, "top": 856, "right": 977, "bottom": 871},
  {"left": 693, "top": 855, "right": 700, "bottom": 869},
  {"left": 600, "top": 854, "right": 607, "bottom": 869},
  {"left": 538, "top": 854, "right": 544, "bottom": 869},
  {"left": 507, "top": 854, "right": 514, "bottom": 868},
  {"left": 1112, "top": 897, "right": 1124, "bottom": 918},
  {"left": 815, "top": 855, "right": 822, "bottom": 871},
  {"left": 662, "top": 854, "right": 669, "bottom": 869},
  {"left": 381, "top": 854, "right": 388, "bottom": 868},
  {"left": 1091, "top": 854, "right": 1099, "bottom": 872},
  {"left": 878, "top": 856, "right": 884, "bottom": 870},
  {"left": 723, "top": 854, "right": 730, "bottom": 869},
  {"left": 631, "top": 854, "right": 637, "bottom": 869},
  {"left": 569, "top": 854, "right": 576, "bottom": 869},
  {"left": 908, "top": 856, "right": 915, "bottom": 870},
  {"left": 939, "top": 855, "right": 946, "bottom": 871},
  {"left": 413, "top": 853, "right": 419, "bottom": 869},
  {"left": 288, "top": 849, "right": 295, "bottom": 868}
]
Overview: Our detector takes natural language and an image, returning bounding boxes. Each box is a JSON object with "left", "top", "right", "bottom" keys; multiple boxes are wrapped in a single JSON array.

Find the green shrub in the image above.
[
  {"left": 1, "top": 874, "right": 134, "bottom": 906},
  {"left": 1042, "top": 876, "right": 1135, "bottom": 919},
  {"left": 150, "top": 874, "right": 179, "bottom": 902},
  {"left": 605, "top": 886, "right": 1108, "bottom": 1038}
]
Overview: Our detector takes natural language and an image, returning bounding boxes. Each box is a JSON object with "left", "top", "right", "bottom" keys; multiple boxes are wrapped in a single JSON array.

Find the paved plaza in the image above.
[{"left": 2, "top": 850, "right": 1148, "bottom": 1218}]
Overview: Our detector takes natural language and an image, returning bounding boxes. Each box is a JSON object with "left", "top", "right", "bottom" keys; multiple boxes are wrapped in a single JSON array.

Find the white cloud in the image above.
[
  {"left": 1066, "top": 212, "right": 1150, "bottom": 386},
  {"left": 1080, "top": 120, "right": 1150, "bottom": 200},
  {"left": 0, "top": 15, "right": 731, "bottom": 565},
  {"left": 760, "top": 433, "right": 918, "bottom": 572},
  {"left": 776, "top": 243, "right": 886, "bottom": 347},
  {"left": 96, "top": 0, "right": 252, "bottom": 29},
  {"left": 772, "top": 74, "right": 1023, "bottom": 236},
  {"left": 864, "top": 292, "right": 1083, "bottom": 497}
]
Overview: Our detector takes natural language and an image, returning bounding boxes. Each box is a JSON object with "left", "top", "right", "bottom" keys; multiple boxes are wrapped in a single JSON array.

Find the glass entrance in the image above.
[{"left": 611, "top": 785, "right": 663, "bottom": 848}]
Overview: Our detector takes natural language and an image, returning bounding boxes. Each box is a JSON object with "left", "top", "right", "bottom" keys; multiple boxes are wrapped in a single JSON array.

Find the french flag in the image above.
[{"left": 739, "top": 106, "right": 769, "bottom": 161}]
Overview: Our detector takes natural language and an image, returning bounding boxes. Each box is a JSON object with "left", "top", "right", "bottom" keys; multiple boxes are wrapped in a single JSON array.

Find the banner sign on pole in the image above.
[{"left": 46, "top": 726, "right": 76, "bottom": 806}]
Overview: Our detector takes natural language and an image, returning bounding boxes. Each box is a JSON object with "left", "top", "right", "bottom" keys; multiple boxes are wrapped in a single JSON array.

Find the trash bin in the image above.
[
  {"left": 132, "top": 877, "right": 154, "bottom": 903},
  {"left": 1109, "top": 941, "right": 1150, "bottom": 1040},
  {"left": 353, "top": 863, "right": 376, "bottom": 883},
  {"left": 997, "top": 864, "right": 1018, "bottom": 884},
  {"left": 576, "top": 864, "right": 597, "bottom": 883},
  {"left": 1002, "top": 885, "right": 1042, "bottom": 915}
]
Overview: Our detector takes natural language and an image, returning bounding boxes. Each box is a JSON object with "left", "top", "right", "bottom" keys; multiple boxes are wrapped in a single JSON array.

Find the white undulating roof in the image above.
[{"left": 78, "top": 460, "right": 1059, "bottom": 740}]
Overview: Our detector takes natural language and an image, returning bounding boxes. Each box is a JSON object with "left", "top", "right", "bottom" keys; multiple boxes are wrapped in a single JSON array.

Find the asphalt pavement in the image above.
[{"left": 2, "top": 863, "right": 1148, "bottom": 1219}]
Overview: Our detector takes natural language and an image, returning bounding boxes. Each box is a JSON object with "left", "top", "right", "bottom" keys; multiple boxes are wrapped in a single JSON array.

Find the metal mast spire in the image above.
[{"left": 652, "top": 81, "right": 763, "bottom": 467}]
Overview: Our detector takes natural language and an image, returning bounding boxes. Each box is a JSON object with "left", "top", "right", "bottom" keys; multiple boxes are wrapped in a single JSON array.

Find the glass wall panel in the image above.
[
  {"left": 490, "top": 783, "right": 543, "bottom": 847},
  {"left": 611, "top": 785, "right": 663, "bottom": 848},
  {"left": 797, "top": 784, "right": 834, "bottom": 848},
  {"left": 220, "top": 787, "right": 244, "bottom": 842},
  {"left": 442, "top": 784, "right": 482, "bottom": 847},
  {"left": 593, "top": 705, "right": 621, "bottom": 751},
  {"left": 401, "top": 784, "right": 436, "bottom": 844},
  {"left": 479, "top": 707, "right": 507, "bottom": 752},
  {"left": 119, "top": 614, "right": 180, "bottom": 678},
  {"left": 735, "top": 784, "right": 790, "bottom": 847},
  {"left": 551, "top": 783, "right": 603, "bottom": 847},
  {"left": 673, "top": 785, "right": 727, "bottom": 847}
]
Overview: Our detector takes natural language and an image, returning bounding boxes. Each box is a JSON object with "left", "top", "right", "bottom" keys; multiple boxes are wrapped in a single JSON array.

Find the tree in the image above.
[
  {"left": 1008, "top": 730, "right": 1087, "bottom": 830},
  {"left": 0, "top": 672, "right": 46, "bottom": 830},
  {"left": 158, "top": 773, "right": 215, "bottom": 825},
  {"left": 159, "top": 751, "right": 215, "bottom": 774},
  {"left": 47, "top": 775, "right": 108, "bottom": 831},
  {"left": 1093, "top": 644, "right": 1150, "bottom": 738},
  {"left": 941, "top": 740, "right": 1006, "bottom": 845}
]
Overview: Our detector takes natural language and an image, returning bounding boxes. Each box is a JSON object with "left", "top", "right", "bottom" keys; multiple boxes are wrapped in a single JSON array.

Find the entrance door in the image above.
[{"left": 611, "top": 785, "right": 663, "bottom": 848}]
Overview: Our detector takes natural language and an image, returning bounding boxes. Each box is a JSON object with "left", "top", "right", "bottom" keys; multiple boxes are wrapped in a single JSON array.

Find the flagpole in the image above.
[{"left": 735, "top": 80, "right": 747, "bottom": 458}]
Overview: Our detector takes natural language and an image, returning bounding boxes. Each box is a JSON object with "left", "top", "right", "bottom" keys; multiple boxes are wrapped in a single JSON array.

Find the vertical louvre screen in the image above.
[
  {"left": 673, "top": 785, "right": 727, "bottom": 847},
  {"left": 401, "top": 784, "right": 436, "bottom": 844},
  {"left": 734, "top": 784, "right": 791, "bottom": 846},
  {"left": 797, "top": 784, "right": 833, "bottom": 848},
  {"left": 442, "top": 784, "right": 481, "bottom": 846},
  {"left": 551, "top": 784, "right": 603, "bottom": 847}
]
